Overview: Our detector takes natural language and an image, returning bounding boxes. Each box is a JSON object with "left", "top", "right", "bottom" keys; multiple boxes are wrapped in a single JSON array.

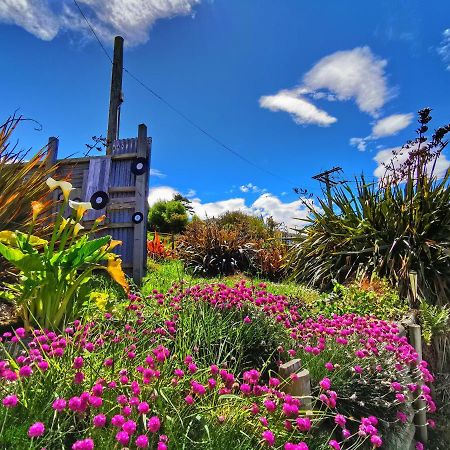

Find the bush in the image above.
[
  {"left": 148, "top": 200, "right": 188, "bottom": 234},
  {"left": 177, "top": 220, "right": 258, "bottom": 276},
  {"left": 286, "top": 109, "right": 450, "bottom": 306}
]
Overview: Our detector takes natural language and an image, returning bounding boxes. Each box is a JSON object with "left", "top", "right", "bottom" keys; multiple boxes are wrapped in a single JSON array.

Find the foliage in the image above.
[
  {"left": 286, "top": 109, "right": 450, "bottom": 306},
  {"left": 0, "top": 281, "right": 434, "bottom": 449},
  {"left": 147, "top": 231, "right": 173, "bottom": 260},
  {"left": 253, "top": 240, "right": 288, "bottom": 281},
  {"left": 177, "top": 220, "right": 258, "bottom": 276},
  {"left": 310, "top": 276, "right": 408, "bottom": 321},
  {"left": 0, "top": 178, "right": 128, "bottom": 330},
  {"left": 419, "top": 300, "right": 450, "bottom": 345},
  {"left": 148, "top": 200, "right": 189, "bottom": 235},
  {"left": 216, "top": 211, "right": 276, "bottom": 240}
]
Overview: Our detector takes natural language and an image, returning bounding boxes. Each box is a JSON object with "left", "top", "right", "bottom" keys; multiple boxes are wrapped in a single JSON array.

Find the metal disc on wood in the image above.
[
  {"left": 132, "top": 211, "right": 144, "bottom": 224},
  {"left": 90, "top": 191, "right": 109, "bottom": 210},
  {"left": 131, "top": 157, "right": 147, "bottom": 175}
]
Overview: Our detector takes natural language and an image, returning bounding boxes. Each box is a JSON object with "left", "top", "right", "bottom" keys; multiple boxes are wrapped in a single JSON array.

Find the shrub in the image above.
[
  {"left": 148, "top": 199, "right": 188, "bottom": 235},
  {"left": 0, "top": 178, "right": 128, "bottom": 329},
  {"left": 286, "top": 109, "right": 450, "bottom": 306},
  {"left": 177, "top": 220, "right": 258, "bottom": 276}
]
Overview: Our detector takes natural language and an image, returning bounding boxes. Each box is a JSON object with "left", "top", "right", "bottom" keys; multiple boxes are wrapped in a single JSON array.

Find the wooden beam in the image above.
[
  {"left": 106, "top": 222, "right": 134, "bottom": 229},
  {"left": 109, "top": 186, "right": 135, "bottom": 193},
  {"left": 106, "top": 36, "right": 124, "bottom": 155},
  {"left": 132, "top": 124, "right": 149, "bottom": 285},
  {"left": 111, "top": 152, "right": 138, "bottom": 160}
]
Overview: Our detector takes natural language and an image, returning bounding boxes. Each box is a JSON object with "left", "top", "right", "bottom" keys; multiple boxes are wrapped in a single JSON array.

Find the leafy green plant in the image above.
[
  {"left": 419, "top": 300, "right": 450, "bottom": 345},
  {"left": 286, "top": 109, "right": 450, "bottom": 306},
  {"left": 0, "top": 177, "right": 128, "bottom": 330},
  {"left": 148, "top": 199, "right": 189, "bottom": 235}
]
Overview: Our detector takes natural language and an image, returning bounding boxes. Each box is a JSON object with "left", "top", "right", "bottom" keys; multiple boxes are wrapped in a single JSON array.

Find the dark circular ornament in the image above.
[
  {"left": 132, "top": 211, "right": 144, "bottom": 224},
  {"left": 131, "top": 157, "right": 147, "bottom": 175},
  {"left": 90, "top": 191, "right": 109, "bottom": 210}
]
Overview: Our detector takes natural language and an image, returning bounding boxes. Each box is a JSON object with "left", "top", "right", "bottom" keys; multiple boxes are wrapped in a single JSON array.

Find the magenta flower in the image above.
[
  {"left": 19, "top": 365, "right": 32, "bottom": 378},
  {"left": 122, "top": 419, "right": 137, "bottom": 435},
  {"left": 285, "top": 443, "right": 309, "bottom": 450},
  {"left": 334, "top": 414, "right": 346, "bottom": 427},
  {"left": 148, "top": 415, "right": 161, "bottom": 433},
  {"left": 72, "top": 438, "right": 95, "bottom": 450},
  {"left": 136, "top": 435, "right": 149, "bottom": 448},
  {"left": 2, "top": 395, "right": 18, "bottom": 408},
  {"left": 138, "top": 401, "right": 150, "bottom": 414},
  {"left": 370, "top": 435, "right": 383, "bottom": 447},
  {"left": 328, "top": 440, "right": 341, "bottom": 450},
  {"left": 28, "top": 422, "right": 45, "bottom": 438},
  {"left": 319, "top": 377, "right": 331, "bottom": 390},
  {"left": 184, "top": 395, "right": 194, "bottom": 405},
  {"left": 296, "top": 417, "right": 312, "bottom": 432},
  {"left": 111, "top": 414, "right": 126, "bottom": 428},
  {"left": 52, "top": 398, "right": 66, "bottom": 412},
  {"left": 115, "top": 431, "right": 130, "bottom": 446},
  {"left": 72, "top": 356, "right": 84, "bottom": 369},
  {"left": 262, "top": 430, "right": 275, "bottom": 446},
  {"left": 263, "top": 399, "right": 277, "bottom": 413},
  {"left": 93, "top": 414, "right": 107, "bottom": 428}
]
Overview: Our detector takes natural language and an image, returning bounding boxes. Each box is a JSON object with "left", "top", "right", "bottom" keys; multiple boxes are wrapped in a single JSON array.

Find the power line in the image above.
[{"left": 72, "top": 0, "right": 296, "bottom": 186}]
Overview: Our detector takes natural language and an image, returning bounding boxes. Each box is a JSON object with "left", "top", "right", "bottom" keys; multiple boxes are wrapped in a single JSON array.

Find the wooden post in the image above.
[
  {"left": 133, "top": 124, "right": 149, "bottom": 285},
  {"left": 408, "top": 324, "right": 428, "bottom": 445},
  {"left": 279, "top": 359, "right": 312, "bottom": 410},
  {"left": 106, "top": 36, "right": 124, "bottom": 155},
  {"left": 46, "top": 137, "right": 59, "bottom": 168}
]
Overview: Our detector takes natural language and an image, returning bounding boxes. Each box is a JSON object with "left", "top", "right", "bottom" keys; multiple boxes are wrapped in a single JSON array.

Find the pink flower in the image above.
[
  {"left": 296, "top": 417, "right": 312, "bottom": 432},
  {"left": 243, "top": 316, "right": 252, "bottom": 324},
  {"left": 38, "top": 360, "right": 49, "bottom": 371},
  {"left": 72, "top": 438, "right": 95, "bottom": 450},
  {"left": 325, "top": 362, "right": 335, "bottom": 371},
  {"left": 335, "top": 414, "right": 346, "bottom": 427},
  {"left": 319, "top": 377, "right": 331, "bottom": 390},
  {"left": 122, "top": 420, "right": 137, "bottom": 435},
  {"left": 415, "top": 443, "right": 424, "bottom": 450},
  {"left": 285, "top": 443, "right": 309, "bottom": 450},
  {"left": 240, "top": 383, "right": 252, "bottom": 394},
  {"left": 328, "top": 440, "right": 341, "bottom": 450},
  {"left": 185, "top": 395, "right": 194, "bottom": 405},
  {"left": 73, "top": 356, "right": 84, "bottom": 369},
  {"left": 28, "top": 422, "right": 45, "bottom": 438},
  {"left": 19, "top": 365, "right": 32, "bottom": 378},
  {"left": 93, "top": 414, "right": 107, "bottom": 428},
  {"left": 2, "top": 395, "right": 18, "bottom": 408},
  {"left": 136, "top": 435, "right": 149, "bottom": 448},
  {"left": 111, "top": 414, "right": 126, "bottom": 428},
  {"left": 191, "top": 381, "right": 206, "bottom": 396},
  {"left": 138, "top": 401, "right": 150, "bottom": 414},
  {"left": 115, "top": 431, "right": 130, "bottom": 446},
  {"left": 148, "top": 416, "right": 161, "bottom": 433},
  {"left": 52, "top": 398, "right": 66, "bottom": 412},
  {"left": 74, "top": 371, "right": 84, "bottom": 384},
  {"left": 263, "top": 399, "right": 277, "bottom": 412},
  {"left": 269, "top": 378, "right": 280, "bottom": 387},
  {"left": 353, "top": 365, "right": 362, "bottom": 374},
  {"left": 157, "top": 442, "right": 168, "bottom": 450},
  {"left": 262, "top": 430, "right": 275, "bottom": 446},
  {"left": 370, "top": 435, "right": 383, "bottom": 447}
]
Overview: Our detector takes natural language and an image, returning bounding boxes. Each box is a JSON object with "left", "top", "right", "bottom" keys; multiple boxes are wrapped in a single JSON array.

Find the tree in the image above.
[
  {"left": 148, "top": 200, "right": 189, "bottom": 234},
  {"left": 173, "top": 193, "right": 194, "bottom": 214}
]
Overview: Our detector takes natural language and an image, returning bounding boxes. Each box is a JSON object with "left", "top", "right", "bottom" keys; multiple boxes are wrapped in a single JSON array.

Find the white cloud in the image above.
[
  {"left": 148, "top": 186, "right": 312, "bottom": 228},
  {"left": 186, "top": 189, "right": 196, "bottom": 198},
  {"left": 259, "top": 90, "right": 337, "bottom": 126},
  {"left": 350, "top": 112, "right": 414, "bottom": 151},
  {"left": 437, "top": 28, "right": 450, "bottom": 71},
  {"left": 373, "top": 146, "right": 450, "bottom": 179},
  {"left": 371, "top": 113, "right": 414, "bottom": 138},
  {"left": 303, "top": 46, "right": 390, "bottom": 117},
  {"left": 260, "top": 46, "right": 391, "bottom": 127},
  {"left": 0, "top": 0, "right": 200, "bottom": 46},
  {"left": 148, "top": 185, "right": 178, "bottom": 206},
  {"left": 239, "top": 182, "right": 267, "bottom": 194},
  {"left": 150, "top": 168, "right": 166, "bottom": 178}
]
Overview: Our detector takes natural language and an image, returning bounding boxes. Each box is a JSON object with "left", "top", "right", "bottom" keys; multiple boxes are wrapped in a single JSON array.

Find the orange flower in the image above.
[{"left": 31, "top": 201, "right": 45, "bottom": 221}]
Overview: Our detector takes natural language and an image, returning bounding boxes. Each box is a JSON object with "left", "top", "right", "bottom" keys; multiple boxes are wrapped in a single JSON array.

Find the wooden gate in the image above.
[{"left": 48, "top": 124, "right": 151, "bottom": 284}]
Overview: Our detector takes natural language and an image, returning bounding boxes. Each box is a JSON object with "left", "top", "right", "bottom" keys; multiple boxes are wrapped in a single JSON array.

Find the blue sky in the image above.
[{"left": 1, "top": 0, "right": 450, "bottom": 227}]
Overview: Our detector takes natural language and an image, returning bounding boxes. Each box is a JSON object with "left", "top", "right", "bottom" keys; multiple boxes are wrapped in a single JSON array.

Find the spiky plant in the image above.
[{"left": 286, "top": 109, "right": 450, "bottom": 306}]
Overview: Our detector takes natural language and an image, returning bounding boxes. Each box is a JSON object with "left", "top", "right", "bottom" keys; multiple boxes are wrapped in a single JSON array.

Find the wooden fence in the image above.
[{"left": 47, "top": 124, "right": 151, "bottom": 285}]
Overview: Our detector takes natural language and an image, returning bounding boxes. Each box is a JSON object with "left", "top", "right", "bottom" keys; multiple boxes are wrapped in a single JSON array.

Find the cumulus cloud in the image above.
[
  {"left": 350, "top": 112, "right": 413, "bottom": 151},
  {"left": 148, "top": 186, "right": 312, "bottom": 228},
  {"left": 260, "top": 47, "right": 391, "bottom": 126},
  {"left": 437, "top": 28, "right": 450, "bottom": 71},
  {"left": 0, "top": 0, "right": 200, "bottom": 46},
  {"left": 239, "top": 182, "right": 267, "bottom": 194},
  {"left": 373, "top": 146, "right": 450, "bottom": 179},
  {"left": 303, "top": 47, "right": 389, "bottom": 116}
]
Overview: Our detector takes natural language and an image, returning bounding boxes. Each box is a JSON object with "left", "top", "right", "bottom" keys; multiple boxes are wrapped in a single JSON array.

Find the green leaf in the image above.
[{"left": 0, "top": 242, "right": 45, "bottom": 272}]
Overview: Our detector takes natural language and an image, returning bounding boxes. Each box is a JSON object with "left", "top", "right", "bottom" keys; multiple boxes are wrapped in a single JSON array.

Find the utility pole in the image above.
[
  {"left": 106, "top": 36, "right": 124, "bottom": 155},
  {"left": 312, "top": 167, "right": 342, "bottom": 209}
]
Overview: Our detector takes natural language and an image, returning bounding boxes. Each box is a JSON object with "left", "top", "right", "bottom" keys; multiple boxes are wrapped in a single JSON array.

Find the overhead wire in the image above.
[{"left": 72, "top": 0, "right": 297, "bottom": 187}]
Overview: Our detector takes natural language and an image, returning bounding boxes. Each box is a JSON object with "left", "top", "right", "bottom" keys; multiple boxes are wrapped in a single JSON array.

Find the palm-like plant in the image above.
[{"left": 286, "top": 109, "right": 450, "bottom": 306}]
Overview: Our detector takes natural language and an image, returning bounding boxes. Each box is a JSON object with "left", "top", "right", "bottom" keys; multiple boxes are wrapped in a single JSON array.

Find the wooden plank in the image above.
[
  {"left": 112, "top": 152, "right": 139, "bottom": 161},
  {"left": 84, "top": 157, "right": 111, "bottom": 221},
  {"left": 58, "top": 157, "right": 91, "bottom": 165},
  {"left": 132, "top": 124, "right": 149, "bottom": 285},
  {"left": 109, "top": 186, "right": 135, "bottom": 193},
  {"left": 108, "top": 201, "right": 135, "bottom": 211},
  {"left": 106, "top": 222, "right": 134, "bottom": 229}
]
